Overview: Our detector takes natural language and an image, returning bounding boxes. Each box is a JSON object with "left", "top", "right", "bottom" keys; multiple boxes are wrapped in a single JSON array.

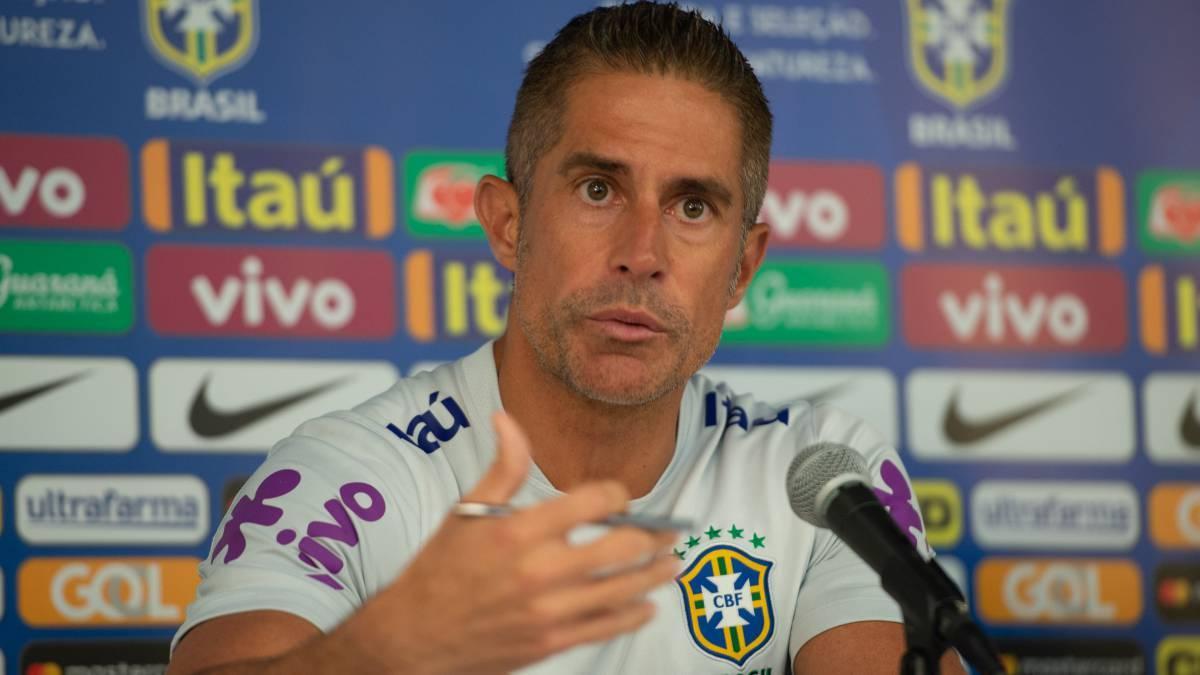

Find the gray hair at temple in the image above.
[{"left": 504, "top": 1, "right": 773, "bottom": 234}]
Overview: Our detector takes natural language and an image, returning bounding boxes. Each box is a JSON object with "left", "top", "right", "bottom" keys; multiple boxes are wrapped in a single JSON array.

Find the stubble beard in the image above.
[{"left": 512, "top": 240, "right": 726, "bottom": 407}]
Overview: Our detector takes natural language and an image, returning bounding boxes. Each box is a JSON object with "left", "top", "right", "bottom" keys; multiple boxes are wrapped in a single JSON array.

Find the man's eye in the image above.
[
  {"left": 581, "top": 179, "right": 610, "bottom": 202},
  {"left": 681, "top": 197, "right": 707, "bottom": 221}
]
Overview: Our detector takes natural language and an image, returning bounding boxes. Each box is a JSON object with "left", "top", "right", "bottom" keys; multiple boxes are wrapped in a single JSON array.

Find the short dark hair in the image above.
[{"left": 505, "top": 1, "right": 772, "bottom": 230}]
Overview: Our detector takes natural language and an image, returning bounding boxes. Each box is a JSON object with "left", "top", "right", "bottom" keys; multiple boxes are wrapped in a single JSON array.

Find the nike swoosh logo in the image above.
[
  {"left": 942, "top": 384, "right": 1087, "bottom": 445},
  {"left": 1179, "top": 390, "right": 1200, "bottom": 449},
  {"left": 797, "top": 380, "right": 855, "bottom": 405},
  {"left": 189, "top": 375, "right": 351, "bottom": 438},
  {"left": 0, "top": 371, "right": 89, "bottom": 415}
]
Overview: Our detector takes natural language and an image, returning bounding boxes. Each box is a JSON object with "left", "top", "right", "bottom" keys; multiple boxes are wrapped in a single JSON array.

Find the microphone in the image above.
[{"left": 785, "top": 442, "right": 1003, "bottom": 675}]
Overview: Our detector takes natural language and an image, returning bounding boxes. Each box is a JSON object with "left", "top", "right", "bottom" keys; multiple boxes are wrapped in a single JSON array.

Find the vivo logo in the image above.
[
  {"left": 940, "top": 273, "right": 1089, "bottom": 344},
  {"left": 191, "top": 256, "right": 355, "bottom": 330},
  {"left": 903, "top": 264, "right": 1126, "bottom": 353},
  {"left": 0, "top": 165, "right": 84, "bottom": 218},
  {"left": 147, "top": 244, "right": 395, "bottom": 339}
]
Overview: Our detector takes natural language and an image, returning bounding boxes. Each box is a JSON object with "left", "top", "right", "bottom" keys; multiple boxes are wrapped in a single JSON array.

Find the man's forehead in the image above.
[{"left": 546, "top": 71, "right": 742, "bottom": 182}]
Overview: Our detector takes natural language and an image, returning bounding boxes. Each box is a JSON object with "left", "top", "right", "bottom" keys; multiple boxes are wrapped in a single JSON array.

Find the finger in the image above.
[
  {"left": 532, "top": 554, "right": 680, "bottom": 623},
  {"left": 463, "top": 411, "right": 532, "bottom": 504},
  {"left": 521, "top": 526, "right": 674, "bottom": 587},
  {"left": 513, "top": 481, "right": 630, "bottom": 540},
  {"left": 539, "top": 600, "right": 657, "bottom": 655}
]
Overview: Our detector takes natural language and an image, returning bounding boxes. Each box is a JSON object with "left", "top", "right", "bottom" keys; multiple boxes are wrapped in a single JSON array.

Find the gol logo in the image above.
[
  {"left": 18, "top": 557, "right": 199, "bottom": 627},
  {"left": 976, "top": 558, "right": 1142, "bottom": 625},
  {"left": 894, "top": 164, "right": 1125, "bottom": 256},
  {"left": 141, "top": 139, "right": 393, "bottom": 238},
  {"left": 911, "top": 480, "right": 962, "bottom": 549},
  {"left": 1159, "top": 636, "right": 1200, "bottom": 675},
  {"left": 1150, "top": 483, "right": 1200, "bottom": 549},
  {"left": 0, "top": 133, "right": 130, "bottom": 230}
]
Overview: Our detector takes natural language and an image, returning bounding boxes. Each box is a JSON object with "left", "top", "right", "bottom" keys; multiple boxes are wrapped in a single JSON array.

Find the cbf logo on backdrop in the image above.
[
  {"left": 677, "top": 543, "right": 775, "bottom": 667},
  {"left": 904, "top": 0, "right": 1015, "bottom": 150},
  {"left": 141, "top": 0, "right": 265, "bottom": 124}
]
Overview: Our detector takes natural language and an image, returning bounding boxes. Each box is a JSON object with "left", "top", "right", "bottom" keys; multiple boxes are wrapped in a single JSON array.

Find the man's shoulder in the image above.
[
  {"left": 689, "top": 370, "right": 888, "bottom": 460},
  {"left": 280, "top": 348, "right": 489, "bottom": 465}
]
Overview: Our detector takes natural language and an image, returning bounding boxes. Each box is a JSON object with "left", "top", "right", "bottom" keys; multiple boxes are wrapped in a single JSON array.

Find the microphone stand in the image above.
[
  {"left": 826, "top": 484, "right": 1005, "bottom": 675},
  {"left": 891, "top": 557, "right": 994, "bottom": 675}
]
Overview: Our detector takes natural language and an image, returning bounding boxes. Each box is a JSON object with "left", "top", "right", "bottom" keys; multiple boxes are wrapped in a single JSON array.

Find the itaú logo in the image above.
[
  {"left": 19, "top": 557, "right": 200, "bottom": 627},
  {"left": 977, "top": 558, "right": 1142, "bottom": 625}
]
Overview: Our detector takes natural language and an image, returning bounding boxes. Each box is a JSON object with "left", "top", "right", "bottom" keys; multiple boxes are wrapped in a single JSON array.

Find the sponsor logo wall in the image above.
[{"left": 1, "top": 0, "right": 1196, "bottom": 667}]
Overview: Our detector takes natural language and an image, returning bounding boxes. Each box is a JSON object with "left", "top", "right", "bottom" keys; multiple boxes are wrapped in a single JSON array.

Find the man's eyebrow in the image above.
[
  {"left": 667, "top": 176, "right": 734, "bottom": 209},
  {"left": 558, "top": 152, "right": 630, "bottom": 177}
]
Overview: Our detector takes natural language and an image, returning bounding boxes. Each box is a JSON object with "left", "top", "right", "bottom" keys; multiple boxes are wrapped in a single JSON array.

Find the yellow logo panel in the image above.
[{"left": 913, "top": 480, "right": 962, "bottom": 549}]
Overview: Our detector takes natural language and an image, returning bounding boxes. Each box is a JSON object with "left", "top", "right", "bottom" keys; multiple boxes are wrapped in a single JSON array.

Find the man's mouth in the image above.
[{"left": 587, "top": 308, "right": 667, "bottom": 341}]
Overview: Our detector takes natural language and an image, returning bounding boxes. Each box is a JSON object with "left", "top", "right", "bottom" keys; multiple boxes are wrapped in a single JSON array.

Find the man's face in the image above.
[{"left": 509, "top": 70, "right": 763, "bottom": 406}]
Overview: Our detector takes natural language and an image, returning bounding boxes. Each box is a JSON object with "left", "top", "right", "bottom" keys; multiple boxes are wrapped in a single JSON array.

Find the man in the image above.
[{"left": 169, "top": 3, "right": 965, "bottom": 673}]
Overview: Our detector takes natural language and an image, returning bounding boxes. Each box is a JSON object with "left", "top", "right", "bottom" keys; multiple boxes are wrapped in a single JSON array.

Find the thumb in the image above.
[{"left": 464, "top": 411, "right": 532, "bottom": 504}]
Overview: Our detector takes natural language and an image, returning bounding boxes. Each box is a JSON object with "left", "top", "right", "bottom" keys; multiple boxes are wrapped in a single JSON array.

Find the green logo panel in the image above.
[
  {"left": 404, "top": 151, "right": 505, "bottom": 239},
  {"left": 0, "top": 239, "right": 134, "bottom": 333},
  {"left": 1138, "top": 169, "right": 1200, "bottom": 255},
  {"left": 723, "top": 259, "right": 890, "bottom": 346}
]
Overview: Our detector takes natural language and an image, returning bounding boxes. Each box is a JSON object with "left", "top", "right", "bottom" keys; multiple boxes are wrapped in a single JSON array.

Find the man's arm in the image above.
[
  {"left": 794, "top": 621, "right": 967, "bottom": 674},
  {"left": 168, "top": 413, "right": 680, "bottom": 675}
]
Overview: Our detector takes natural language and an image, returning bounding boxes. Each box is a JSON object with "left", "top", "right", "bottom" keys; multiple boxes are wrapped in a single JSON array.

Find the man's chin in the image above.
[{"left": 562, "top": 356, "right": 682, "bottom": 407}]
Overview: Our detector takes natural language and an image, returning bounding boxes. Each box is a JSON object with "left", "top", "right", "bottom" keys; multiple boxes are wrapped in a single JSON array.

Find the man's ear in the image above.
[
  {"left": 728, "top": 221, "right": 770, "bottom": 309},
  {"left": 475, "top": 175, "right": 521, "bottom": 273}
]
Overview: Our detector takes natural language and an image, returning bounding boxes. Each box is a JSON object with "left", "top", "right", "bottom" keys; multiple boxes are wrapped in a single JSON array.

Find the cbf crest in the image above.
[
  {"left": 677, "top": 544, "right": 775, "bottom": 667},
  {"left": 906, "top": 0, "right": 1011, "bottom": 109},
  {"left": 143, "top": 0, "right": 259, "bottom": 84}
]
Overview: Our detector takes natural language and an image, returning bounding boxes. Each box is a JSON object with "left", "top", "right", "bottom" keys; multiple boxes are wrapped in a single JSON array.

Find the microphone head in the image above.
[{"left": 786, "top": 441, "right": 869, "bottom": 528}]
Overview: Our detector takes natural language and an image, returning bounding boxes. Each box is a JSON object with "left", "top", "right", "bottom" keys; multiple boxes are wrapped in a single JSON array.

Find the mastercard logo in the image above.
[
  {"left": 1158, "top": 576, "right": 1193, "bottom": 608},
  {"left": 26, "top": 664, "right": 63, "bottom": 675}
]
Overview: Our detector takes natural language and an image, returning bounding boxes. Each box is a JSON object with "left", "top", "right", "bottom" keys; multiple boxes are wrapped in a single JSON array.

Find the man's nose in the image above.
[{"left": 608, "top": 197, "right": 667, "bottom": 280}]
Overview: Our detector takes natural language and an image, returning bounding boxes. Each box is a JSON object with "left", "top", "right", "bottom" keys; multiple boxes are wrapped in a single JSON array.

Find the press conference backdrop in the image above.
[{"left": 1, "top": 0, "right": 1198, "bottom": 673}]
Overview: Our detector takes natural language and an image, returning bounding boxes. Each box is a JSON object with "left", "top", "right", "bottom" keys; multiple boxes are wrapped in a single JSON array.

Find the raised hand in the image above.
[{"left": 350, "top": 411, "right": 681, "bottom": 674}]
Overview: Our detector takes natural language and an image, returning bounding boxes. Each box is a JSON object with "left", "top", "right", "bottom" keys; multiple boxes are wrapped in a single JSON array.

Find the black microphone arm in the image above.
[{"left": 787, "top": 443, "right": 1004, "bottom": 675}]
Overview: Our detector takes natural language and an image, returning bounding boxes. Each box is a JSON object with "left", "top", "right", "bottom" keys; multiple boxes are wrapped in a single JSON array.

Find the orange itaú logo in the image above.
[
  {"left": 976, "top": 558, "right": 1142, "bottom": 625},
  {"left": 18, "top": 557, "right": 200, "bottom": 627}
]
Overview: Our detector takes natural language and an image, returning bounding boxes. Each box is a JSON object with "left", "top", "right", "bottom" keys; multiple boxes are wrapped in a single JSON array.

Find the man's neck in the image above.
[{"left": 492, "top": 333, "right": 683, "bottom": 499}]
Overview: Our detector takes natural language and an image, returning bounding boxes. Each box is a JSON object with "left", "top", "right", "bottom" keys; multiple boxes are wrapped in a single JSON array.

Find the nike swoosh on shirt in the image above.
[
  {"left": 0, "top": 371, "right": 89, "bottom": 415},
  {"left": 942, "top": 384, "right": 1087, "bottom": 445},
  {"left": 1179, "top": 390, "right": 1200, "bottom": 449},
  {"left": 797, "top": 380, "right": 855, "bottom": 405},
  {"left": 189, "top": 375, "right": 351, "bottom": 438}
]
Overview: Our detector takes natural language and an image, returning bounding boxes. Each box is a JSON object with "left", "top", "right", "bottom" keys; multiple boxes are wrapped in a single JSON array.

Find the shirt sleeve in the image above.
[
  {"left": 172, "top": 412, "right": 425, "bottom": 653},
  {"left": 787, "top": 402, "right": 930, "bottom": 661}
]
